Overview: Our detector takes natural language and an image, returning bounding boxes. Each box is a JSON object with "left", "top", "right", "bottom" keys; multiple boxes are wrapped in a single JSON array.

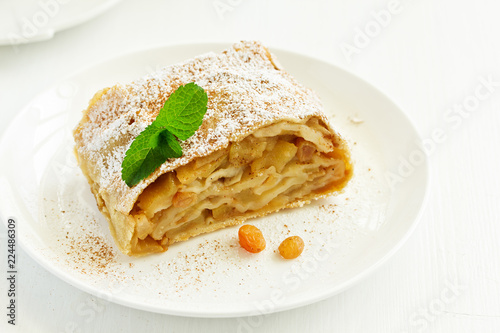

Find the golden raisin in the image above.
[
  {"left": 238, "top": 225, "right": 266, "bottom": 253},
  {"left": 278, "top": 236, "right": 304, "bottom": 259},
  {"left": 295, "top": 137, "right": 316, "bottom": 162}
]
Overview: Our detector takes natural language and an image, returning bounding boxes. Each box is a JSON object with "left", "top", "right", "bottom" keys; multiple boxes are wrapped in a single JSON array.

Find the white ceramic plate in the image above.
[
  {"left": 0, "top": 0, "right": 121, "bottom": 45},
  {"left": 0, "top": 43, "right": 429, "bottom": 317}
]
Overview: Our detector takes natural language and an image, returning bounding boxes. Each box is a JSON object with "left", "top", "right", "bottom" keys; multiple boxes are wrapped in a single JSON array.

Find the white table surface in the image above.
[{"left": 1, "top": 0, "right": 500, "bottom": 332}]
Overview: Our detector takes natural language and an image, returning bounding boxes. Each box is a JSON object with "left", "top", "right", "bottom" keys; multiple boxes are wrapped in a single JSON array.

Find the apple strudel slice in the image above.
[{"left": 73, "top": 41, "right": 352, "bottom": 256}]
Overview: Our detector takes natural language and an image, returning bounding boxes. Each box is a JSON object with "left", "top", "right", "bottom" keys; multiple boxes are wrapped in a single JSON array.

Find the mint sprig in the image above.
[{"left": 121, "top": 83, "right": 208, "bottom": 187}]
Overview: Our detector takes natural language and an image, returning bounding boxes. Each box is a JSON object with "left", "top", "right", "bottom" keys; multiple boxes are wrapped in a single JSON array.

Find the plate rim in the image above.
[
  {"left": 0, "top": 42, "right": 430, "bottom": 317},
  {"left": 0, "top": 0, "right": 123, "bottom": 45}
]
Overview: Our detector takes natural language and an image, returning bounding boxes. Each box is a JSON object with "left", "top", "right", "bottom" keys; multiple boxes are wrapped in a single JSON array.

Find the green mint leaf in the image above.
[
  {"left": 157, "top": 129, "right": 182, "bottom": 158},
  {"left": 121, "top": 83, "right": 207, "bottom": 187},
  {"left": 121, "top": 125, "right": 182, "bottom": 187},
  {"left": 156, "top": 82, "right": 208, "bottom": 140}
]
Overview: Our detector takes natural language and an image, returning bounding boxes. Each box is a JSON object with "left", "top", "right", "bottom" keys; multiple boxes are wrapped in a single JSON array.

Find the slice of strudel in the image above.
[{"left": 73, "top": 41, "right": 352, "bottom": 256}]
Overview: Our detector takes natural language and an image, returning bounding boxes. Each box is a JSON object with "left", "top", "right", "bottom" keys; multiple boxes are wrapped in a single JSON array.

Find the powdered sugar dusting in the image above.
[{"left": 73, "top": 41, "right": 327, "bottom": 214}]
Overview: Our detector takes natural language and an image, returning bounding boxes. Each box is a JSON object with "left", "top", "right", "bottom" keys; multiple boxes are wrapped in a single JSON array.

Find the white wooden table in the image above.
[{"left": 1, "top": 0, "right": 499, "bottom": 332}]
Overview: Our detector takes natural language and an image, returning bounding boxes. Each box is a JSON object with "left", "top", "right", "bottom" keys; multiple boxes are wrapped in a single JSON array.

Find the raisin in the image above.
[
  {"left": 238, "top": 225, "right": 266, "bottom": 253},
  {"left": 278, "top": 236, "right": 304, "bottom": 259}
]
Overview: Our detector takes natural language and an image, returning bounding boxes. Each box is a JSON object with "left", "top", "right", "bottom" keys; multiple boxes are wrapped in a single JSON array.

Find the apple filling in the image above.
[{"left": 129, "top": 118, "right": 352, "bottom": 254}]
